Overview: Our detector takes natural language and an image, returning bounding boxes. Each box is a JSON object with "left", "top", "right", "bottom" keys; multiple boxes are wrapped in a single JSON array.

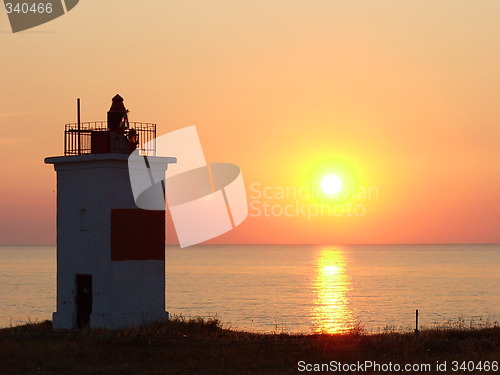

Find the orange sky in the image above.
[{"left": 1, "top": 1, "right": 499, "bottom": 245}]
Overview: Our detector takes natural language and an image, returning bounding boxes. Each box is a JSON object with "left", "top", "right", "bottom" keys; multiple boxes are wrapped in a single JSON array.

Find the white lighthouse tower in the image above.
[{"left": 45, "top": 95, "right": 175, "bottom": 329}]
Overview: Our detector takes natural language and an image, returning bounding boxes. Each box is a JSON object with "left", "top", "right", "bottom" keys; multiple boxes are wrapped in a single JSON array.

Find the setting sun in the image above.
[{"left": 321, "top": 174, "right": 342, "bottom": 195}]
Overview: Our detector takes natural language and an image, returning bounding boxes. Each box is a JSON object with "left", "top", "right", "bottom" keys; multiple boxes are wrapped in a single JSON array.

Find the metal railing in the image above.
[{"left": 64, "top": 122, "right": 156, "bottom": 156}]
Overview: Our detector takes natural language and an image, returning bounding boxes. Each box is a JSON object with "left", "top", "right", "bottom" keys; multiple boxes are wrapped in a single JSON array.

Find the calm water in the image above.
[{"left": 0, "top": 245, "right": 499, "bottom": 333}]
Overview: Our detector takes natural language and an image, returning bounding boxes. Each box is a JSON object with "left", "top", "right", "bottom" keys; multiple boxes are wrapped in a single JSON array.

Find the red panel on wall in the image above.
[{"left": 111, "top": 209, "right": 165, "bottom": 261}]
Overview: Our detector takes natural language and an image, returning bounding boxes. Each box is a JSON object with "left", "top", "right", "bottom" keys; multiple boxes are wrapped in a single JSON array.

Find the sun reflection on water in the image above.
[{"left": 312, "top": 246, "right": 355, "bottom": 333}]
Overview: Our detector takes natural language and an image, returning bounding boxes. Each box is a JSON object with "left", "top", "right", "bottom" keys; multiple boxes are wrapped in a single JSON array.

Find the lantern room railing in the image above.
[{"left": 64, "top": 122, "right": 156, "bottom": 156}]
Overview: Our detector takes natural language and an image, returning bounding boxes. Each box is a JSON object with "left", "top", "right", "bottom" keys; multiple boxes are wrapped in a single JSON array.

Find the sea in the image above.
[{"left": 0, "top": 244, "right": 499, "bottom": 333}]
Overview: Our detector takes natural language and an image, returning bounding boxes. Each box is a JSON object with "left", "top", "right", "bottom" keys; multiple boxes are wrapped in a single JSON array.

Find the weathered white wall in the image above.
[{"left": 46, "top": 153, "right": 173, "bottom": 329}]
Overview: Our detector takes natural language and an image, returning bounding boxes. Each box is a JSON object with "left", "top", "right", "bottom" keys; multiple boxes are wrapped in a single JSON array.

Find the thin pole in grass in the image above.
[{"left": 415, "top": 309, "right": 419, "bottom": 338}]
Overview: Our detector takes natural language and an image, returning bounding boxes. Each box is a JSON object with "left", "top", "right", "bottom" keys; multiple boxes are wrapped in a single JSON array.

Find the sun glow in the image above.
[{"left": 321, "top": 174, "right": 342, "bottom": 195}]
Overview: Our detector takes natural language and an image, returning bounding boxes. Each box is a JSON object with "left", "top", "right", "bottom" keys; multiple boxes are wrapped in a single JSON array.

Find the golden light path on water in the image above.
[{"left": 312, "top": 246, "right": 355, "bottom": 333}]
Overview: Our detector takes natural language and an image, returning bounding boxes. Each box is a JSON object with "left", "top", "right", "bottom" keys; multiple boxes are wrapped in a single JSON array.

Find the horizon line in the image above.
[{"left": 1, "top": 242, "right": 499, "bottom": 247}]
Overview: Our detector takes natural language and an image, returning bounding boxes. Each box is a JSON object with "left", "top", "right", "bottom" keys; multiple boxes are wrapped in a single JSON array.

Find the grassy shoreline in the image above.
[{"left": 0, "top": 318, "right": 498, "bottom": 374}]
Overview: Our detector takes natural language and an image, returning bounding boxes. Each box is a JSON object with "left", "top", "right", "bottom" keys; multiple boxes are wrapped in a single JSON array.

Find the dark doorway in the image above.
[{"left": 75, "top": 274, "right": 92, "bottom": 328}]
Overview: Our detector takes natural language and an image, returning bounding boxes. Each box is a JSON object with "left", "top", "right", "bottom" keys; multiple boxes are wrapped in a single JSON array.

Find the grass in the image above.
[{"left": 0, "top": 317, "right": 498, "bottom": 374}]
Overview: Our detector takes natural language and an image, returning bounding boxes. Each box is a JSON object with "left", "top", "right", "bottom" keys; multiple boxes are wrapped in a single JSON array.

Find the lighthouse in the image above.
[{"left": 45, "top": 95, "right": 176, "bottom": 329}]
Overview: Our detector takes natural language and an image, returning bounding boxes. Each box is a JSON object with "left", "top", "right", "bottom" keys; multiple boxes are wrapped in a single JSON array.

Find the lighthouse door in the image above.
[{"left": 75, "top": 274, "right": 92, "bottom": 328}]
